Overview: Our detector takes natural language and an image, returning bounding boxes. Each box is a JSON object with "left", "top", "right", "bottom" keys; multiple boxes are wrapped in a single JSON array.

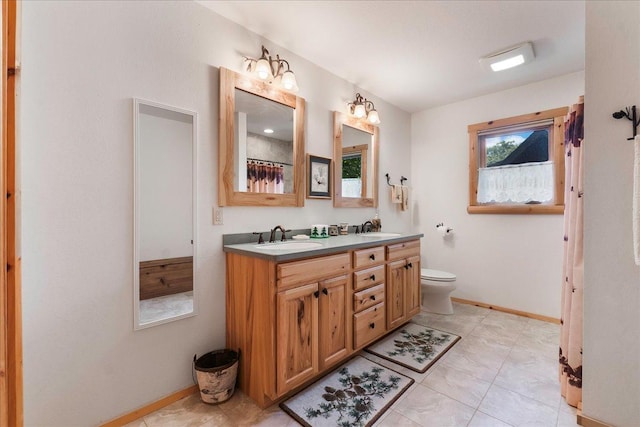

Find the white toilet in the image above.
[{"left": 420, "top": 268, "right": 457, "bottom": 315}]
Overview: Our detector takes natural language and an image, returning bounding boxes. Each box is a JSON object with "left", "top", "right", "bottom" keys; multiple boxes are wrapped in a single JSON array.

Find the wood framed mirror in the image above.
[
  {"left": 133, "top": 98, "right": 197, "bottom": 330},
  {"left": 219, "top": 67, "right": 305, "bottom": 207},
  {"left": 333, "top": 111, "right": 379, "bottom": 208}
]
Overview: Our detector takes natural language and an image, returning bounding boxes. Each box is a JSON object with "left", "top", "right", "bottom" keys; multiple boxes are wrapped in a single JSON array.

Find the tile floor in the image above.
[
  {"left": 139, "top": 291, "right": 194, "bottom": 325},
  {"left": 125, "top": 302, "right": 579, "bottom": 427}
]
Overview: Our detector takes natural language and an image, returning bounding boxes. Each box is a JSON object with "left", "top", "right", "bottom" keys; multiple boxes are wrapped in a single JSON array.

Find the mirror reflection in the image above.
[
  {"left": 342, "top": 125, "right": 373, "bottom": 198},
  {"left": 134, "top": 99, "right": 197, "bottom": 330},
  {"left": 234, "top": 89, "right": 294, "bottom": 194},
  {"left": 219, "top": 67, "right": 305, "bottom": 207},
  {"left": 333, "top": 111, "right": 379, "bottom": 208}
]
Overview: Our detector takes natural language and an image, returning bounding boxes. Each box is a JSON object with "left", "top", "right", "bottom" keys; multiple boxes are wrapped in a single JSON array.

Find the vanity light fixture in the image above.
[
  {"left": 479, "top": 42, "right": 535, "bottom": 72},
  {"left": 348, "top": 93, "right": 381, "bottom": 124},
  {"left": 244, "top": 45, "right": 299, "bottom": 92}
]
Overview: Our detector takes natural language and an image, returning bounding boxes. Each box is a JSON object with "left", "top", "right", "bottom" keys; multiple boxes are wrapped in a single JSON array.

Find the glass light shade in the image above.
[
  {"left": 367, "top": 109, "right": 380, "bottom": 124},
  {"left": 353, "top": 103, "right": 366, "bottom": 118},
  {"left": 281, "top": 70, "right": 298, "bottom": 91},
  {"left": 490, "top": 54, "right": 525, "bottom": 72},
  {"left": 255, "top": 58, "right": 272, "bottom": 80}
]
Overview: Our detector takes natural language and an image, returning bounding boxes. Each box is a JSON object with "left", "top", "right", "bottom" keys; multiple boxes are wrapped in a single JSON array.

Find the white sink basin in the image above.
[
  {"left": 360, "top": 232, "right": 402, "bottom": 238},
  {"left": 253, "top": 242, "right": 323, "bottom": 250}
]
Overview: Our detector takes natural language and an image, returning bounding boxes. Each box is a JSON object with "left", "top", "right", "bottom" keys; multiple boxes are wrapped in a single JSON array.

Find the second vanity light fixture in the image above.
[
  {"left": 243, "top": 45, "right": 299, "bottom": 92},
  {"left": 347, "top": 93, "right": 381, "bottom": 124}
]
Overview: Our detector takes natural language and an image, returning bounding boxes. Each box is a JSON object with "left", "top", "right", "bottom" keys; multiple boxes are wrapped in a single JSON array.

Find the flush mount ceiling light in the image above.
[
  {"left": 243, "top": 45, "right": 299, "bottom": 92},
  {"left": 480, "top": 42, "right": 535, "bottom": 72},
  {"left": 347, "top": 93, "right": 380, "bottom": 124}
]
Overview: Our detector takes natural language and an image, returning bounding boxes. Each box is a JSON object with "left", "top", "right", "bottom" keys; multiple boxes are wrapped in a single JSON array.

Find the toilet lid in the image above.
[{"left": 421, "top": 268, "right": 456, "bottom": 282}]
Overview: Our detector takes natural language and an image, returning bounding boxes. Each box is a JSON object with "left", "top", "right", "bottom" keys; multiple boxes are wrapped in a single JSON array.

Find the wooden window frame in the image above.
[{"left": 468, "top": 107, "right": 568, "bottom": 214}]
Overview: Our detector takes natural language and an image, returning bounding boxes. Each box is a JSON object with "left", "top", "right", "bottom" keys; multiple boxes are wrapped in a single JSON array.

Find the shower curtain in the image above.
[
  {"left": 247, "top": 161, "right": 284, "bottom": 194},
  {"left": 559, "top": 97, "right": 583, "bottom": 408}
]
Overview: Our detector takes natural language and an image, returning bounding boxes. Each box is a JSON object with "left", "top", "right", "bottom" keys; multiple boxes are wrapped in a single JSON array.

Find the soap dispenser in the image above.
[{"left": 372, "top": 212, "right": 382, "bottom": 232}]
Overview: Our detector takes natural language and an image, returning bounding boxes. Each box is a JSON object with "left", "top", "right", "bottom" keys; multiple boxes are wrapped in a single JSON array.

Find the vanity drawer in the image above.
[
  {"left": 386, "top": 240, "right": 420, "bottom": 261},
  {"left": 277, "top": 252, "right": 350, "bottom": 290},
  {"left": 353, "top": 302, "right": 386, "bottom": 349},
  {"left": 353, "top": 246, "right": 385, "bottom": 269},
  {"left": 353, "top": 283, "right": 385, "bottom": 313},
  {"left": 353, "top": 265, "right": 385, "bottom": 291}
]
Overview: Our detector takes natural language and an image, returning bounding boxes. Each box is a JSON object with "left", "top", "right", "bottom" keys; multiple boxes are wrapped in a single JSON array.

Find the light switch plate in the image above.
[{"left": 213, "top": 207, "right": 223, "bottom": 225}]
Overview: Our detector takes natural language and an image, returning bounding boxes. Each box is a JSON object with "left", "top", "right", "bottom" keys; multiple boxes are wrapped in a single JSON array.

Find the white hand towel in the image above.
[
  {"left": 634, "top": 135, "right": 640, "bottom": 265},
  {"left": 391, "top": 185, "right": 402, "bottom": 204}
]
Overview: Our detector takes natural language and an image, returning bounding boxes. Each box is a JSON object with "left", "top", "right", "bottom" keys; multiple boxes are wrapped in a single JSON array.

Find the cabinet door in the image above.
[
  {"left": 404, "top": 255, "right": 421, "bottom": 318},
  {"left": 277, "top": 283, "right": 319, "bottom": 395},
  {"left": 318, "top": 275, "right": 349, "bottom": 370},
  {"left": 386, "top": 259, "right": 406, "bottom": 329}
]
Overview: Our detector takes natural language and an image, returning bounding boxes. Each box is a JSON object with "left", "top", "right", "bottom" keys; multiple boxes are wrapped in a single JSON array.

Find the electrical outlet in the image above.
[{"left": 213, "top": 207, "right": 223, "bottom": 225}]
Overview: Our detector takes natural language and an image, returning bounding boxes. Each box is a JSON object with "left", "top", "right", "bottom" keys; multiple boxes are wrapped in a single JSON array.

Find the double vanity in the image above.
[
  {"left": 217, "top": 61, "right": 415, "bottom": 408},
  {"left": 223, "top": 232, "right": 423, "bottom": 408}
]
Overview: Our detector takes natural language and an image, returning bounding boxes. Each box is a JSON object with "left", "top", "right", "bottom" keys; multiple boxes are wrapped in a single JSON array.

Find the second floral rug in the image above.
[
  {"left": 365, "top": 323, "right": 461, "bottom": 373},
  {"left": 280, "top": 355, "right": 413, "bottom": 427}
]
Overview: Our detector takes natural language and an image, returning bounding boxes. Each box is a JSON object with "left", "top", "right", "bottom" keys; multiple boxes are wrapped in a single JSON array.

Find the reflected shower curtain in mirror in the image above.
[
  {"left": 559, "top": 97, "right": 583, "bottom": 407},
  {"left": 247, "top": 161, "right": 284, "bottom": 194}
]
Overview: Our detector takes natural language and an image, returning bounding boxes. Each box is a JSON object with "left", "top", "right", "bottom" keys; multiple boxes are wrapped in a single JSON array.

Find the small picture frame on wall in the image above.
[{"left": 307, "top": 155, "right": 332, "bottom": 199}]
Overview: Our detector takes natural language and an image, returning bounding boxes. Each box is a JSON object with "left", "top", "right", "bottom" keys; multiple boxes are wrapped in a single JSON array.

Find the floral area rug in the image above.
[
  {"left": 365, "top": 323, "right": 461, "bottom": 373},
  {"left": 280, "top": 355, "right": 413, "bottom": 427}
]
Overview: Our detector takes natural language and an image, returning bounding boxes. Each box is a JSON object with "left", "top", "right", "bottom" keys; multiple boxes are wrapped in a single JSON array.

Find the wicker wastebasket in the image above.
[{"left": 193, "top": 349, "right": 239, "bottom": 404}]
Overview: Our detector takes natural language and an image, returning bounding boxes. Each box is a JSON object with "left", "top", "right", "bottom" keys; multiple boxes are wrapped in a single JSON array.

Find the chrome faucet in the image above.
[
  {"left": 269, "top": 225, "right": 291, "bottom": 242},
  {"left": 361, "top": 220, "right": 374, "bottom": 233}
]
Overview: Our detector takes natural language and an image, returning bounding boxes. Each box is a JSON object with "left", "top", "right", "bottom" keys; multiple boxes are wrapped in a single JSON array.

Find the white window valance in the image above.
[
  {"left": 477, "top": 161, "right": 554, "bottom": 204},
  {"left": 342, "top": 178, "right": 362, "bottom": 198}
]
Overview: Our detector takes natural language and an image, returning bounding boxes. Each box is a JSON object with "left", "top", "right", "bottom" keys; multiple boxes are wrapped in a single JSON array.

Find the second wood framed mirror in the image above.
[
  {"left": 219, "top": 67, "right": 306, "bottom": 207},
  {"left": 333, "top": 111, "right": 379, "bottom": 208}
]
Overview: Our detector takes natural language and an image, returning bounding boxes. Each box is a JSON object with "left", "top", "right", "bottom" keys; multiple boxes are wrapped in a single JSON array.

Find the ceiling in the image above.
[{"left": 199, "top": 0, "right": 585, "bottom": 114}]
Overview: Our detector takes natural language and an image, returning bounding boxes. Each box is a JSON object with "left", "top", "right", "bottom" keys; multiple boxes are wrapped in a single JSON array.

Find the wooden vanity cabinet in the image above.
[
  {"left": 386, "top": 241, "right": 421, "bottom": 330},
  {"left": 351, "top": 246, "right": 387, "bottom": 350},
  {"left": 225, "top": 238, "right": 421, "bottom": 409},
  {"left": 275, "top": 254, "right": 350, "bottom": 396}
]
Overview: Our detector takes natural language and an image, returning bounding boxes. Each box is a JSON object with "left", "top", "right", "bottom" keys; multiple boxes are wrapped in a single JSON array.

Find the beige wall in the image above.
[
  {"left": 411, "top": 71, "right": 585, "bottom": 319},
  {"left": 19, "top": 1, "right": 412, "bottom": 425},
  {"left": 584, "top": 1, "right": 640, "bottom": 425}
]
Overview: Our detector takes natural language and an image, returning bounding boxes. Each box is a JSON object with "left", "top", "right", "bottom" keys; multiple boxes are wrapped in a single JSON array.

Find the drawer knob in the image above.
[
  {"left": 370, "top": 295, "right": 376, "bottom": 301},
  {"left": 369, "top": 323, "right": 375, "bottom": 329},
  {"left": 369, "top": 254, "right": 376, "bottom": 261},
  {"left": 369, "top": 275, "right": 376, "bottom": 281}
]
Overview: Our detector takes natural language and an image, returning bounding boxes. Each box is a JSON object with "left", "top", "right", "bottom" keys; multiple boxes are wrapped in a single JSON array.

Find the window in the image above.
[{"left": 468, "top": 107, "right": 567, "bottom": 214}]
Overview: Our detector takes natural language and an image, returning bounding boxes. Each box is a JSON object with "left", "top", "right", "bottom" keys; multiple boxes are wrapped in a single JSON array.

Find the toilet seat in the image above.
[{"left": 420, "top": 268, "right": 456, "bottom": 282}]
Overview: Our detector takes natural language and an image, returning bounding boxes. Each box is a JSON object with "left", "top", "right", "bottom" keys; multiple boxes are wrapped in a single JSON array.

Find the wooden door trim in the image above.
[{"left": 1, "top": 1, "right": 22, "bottom": 425}]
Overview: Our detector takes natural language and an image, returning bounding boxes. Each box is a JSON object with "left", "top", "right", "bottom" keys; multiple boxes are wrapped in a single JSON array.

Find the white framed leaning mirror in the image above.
[
  {"left": 333, "top": 111, "right": 379, "bottom": 208},
  {"left": 133, "top": 98, "right": 197, "bottom": 330}
]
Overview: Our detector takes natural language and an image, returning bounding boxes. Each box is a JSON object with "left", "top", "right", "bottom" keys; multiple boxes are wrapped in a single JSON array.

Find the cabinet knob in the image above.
[
  {"left": 322, "top": 288, "right": 328, "bottom": 295},
  {"left": 370, "top": 295, "right": 376, "bottom": 301},
  {"left": 314, "top": 290, "right": 320, "bottom": 298},
  {"left": 369, "top": 323, "right": 375, "bottom": 329},
  {"left": 407, "top": 262, "right": 413, "bottom": 269},
  {"left": 369, "top": 275, "right": 376, "bottom": 281},
  {"left": 369, "top": 254, "right": 376, "bottom": 261}
]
